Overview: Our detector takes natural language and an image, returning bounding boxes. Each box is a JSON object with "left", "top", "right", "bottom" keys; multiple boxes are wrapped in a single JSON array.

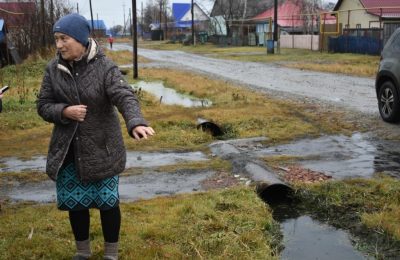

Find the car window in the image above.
[{"left": 390, "top": 32, "right": 400, "bottom": 53}]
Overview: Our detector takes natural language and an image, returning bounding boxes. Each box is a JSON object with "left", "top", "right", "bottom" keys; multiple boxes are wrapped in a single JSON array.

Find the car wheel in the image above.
[{"left": 378, "top": 81, "right": 400, "bottom": 123}]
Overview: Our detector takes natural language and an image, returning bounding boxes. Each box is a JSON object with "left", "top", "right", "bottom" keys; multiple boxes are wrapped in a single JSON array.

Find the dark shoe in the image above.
[{"left": 72, "top": 255, "right": 89, "bottom": 260}]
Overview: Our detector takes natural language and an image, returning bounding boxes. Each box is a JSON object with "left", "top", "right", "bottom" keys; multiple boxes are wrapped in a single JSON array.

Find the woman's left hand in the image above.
[{"left": 132, "top": 126, "right": 155, "bottom": 140}]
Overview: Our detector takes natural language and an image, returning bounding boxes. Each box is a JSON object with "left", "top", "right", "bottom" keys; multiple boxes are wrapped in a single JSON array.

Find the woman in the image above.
[{"left": 37, "top": 13, "right": 154, "bottom": 260}]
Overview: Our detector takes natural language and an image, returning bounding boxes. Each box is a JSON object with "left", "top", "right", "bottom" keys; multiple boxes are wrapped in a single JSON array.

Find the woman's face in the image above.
[{"left": 54, "top": 32, "right": 85, "bottom": 61}]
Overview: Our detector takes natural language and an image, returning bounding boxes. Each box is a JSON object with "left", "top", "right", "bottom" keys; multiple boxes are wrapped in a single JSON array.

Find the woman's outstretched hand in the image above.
[{"left": 132, "top": 126, "right": 155, "bottom": 140}]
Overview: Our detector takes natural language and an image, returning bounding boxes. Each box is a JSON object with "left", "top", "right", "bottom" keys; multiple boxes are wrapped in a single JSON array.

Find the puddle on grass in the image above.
[
  {"left": 132, "top": 81, "right": 212, "bottom": 107},
  {"left": 0, "top": 151, "right": 208, "bottom": 173},
  {"left": 271, "top": 204, "right": 370, "bottom": 260},
  {"left": 2, "top": 170, "right": 215, "bottom": 203}
]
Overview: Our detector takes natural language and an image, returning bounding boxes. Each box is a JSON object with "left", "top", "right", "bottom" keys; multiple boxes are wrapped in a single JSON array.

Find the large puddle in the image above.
[
  {"left": 272, "top": 205, "right": 367, "bottom": 260},
  {"left": 256, "top": 133, "right": 400, "bottom": 179},
  {"left": 1, "top": 170, "right": 215, "bottom": 203},
  {"left": 132, "top": 81, "right": 212, "bottom": 107},
  {"left": 212, "top": 133, "right": 400, "bottom": 179},
  {"left": 0, "top": 151, "right": 208, "bottom": 173}
]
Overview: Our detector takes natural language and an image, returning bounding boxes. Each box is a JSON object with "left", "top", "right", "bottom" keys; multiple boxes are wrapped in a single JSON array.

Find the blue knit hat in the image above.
[{"left": 53, "top": 13, "right": 90, "bottom": 46}]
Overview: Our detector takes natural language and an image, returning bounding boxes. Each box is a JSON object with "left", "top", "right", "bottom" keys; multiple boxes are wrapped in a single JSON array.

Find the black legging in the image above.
[{"left": 69, "top": 206, "right": 121, "bottom": 243}]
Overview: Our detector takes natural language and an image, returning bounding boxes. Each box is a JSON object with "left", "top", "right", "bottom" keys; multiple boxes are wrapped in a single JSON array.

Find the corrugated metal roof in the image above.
[
  {"left": 361, "top": 0, "right": 400, "bottom": 17},
  {"left": 88, "top": 20, "right": 107, "bottom": 30},
  {"left": 173, "top": 3, "right": 191, "bottom": 22},
  {"left": 251, "top": 0, "right": 336, "bottom": 26},
  {"left": 334, "top": 0, "right": 400, "bottom": 18}
]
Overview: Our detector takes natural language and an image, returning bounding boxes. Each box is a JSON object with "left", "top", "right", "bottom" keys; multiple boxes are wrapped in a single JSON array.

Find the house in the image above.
[
  {"left": 88, "top": 19, "right": 107, "bottom": 37},
  {"left": 0, "top": 2, "right": 33, "bottom": 64},
  {"left": 333, "top": 0, "right": 400, "bottom": 35},
  {"left": 210, "top": 0, "right": 273, "bottom": 36},
  {"left": 172, "top": 3, "right": 209, "bottom": 32},
  {"left": 252, "top": 0, "right": 336, "bottom": 32},
  {"left": 0, "top": 1, "right": 35, "bottom": 29},
  {"left": 329, "top": 0, "right": 400, "bottom": 54}
]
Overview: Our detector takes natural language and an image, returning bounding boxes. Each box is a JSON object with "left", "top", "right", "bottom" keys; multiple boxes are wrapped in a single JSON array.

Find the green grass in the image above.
[{"left": 0, "top": 186, "right": 280, "bottom": 259}]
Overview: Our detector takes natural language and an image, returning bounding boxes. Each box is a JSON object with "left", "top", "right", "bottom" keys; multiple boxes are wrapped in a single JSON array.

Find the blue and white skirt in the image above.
[{"left": 56, "top": 163, "right": 119, "bottom": 211}]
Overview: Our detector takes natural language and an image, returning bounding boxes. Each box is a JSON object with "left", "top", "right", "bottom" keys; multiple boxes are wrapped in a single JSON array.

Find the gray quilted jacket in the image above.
[{"left": 37, "top": 39, "right": 147, "bottom": 182}]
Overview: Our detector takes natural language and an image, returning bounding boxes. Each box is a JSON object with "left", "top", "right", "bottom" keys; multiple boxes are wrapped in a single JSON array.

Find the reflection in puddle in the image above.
[
  {"left": 3, "top": 170, "right": 215, "bottom": 203},
  {"left": 132, "top": 81, "right": 212, "bottom": 107},
  {"left": 0, "top": 151, "right": 209, "bottom": 173},
  {"left": 281, "top": 216, "right": 365, "bottom": 260},
  {"left": 272, "top": 205, "right": 367, "bottom": 260}
]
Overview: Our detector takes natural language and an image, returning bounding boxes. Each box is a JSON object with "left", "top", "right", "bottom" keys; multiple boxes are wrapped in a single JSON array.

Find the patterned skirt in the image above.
[{"left": 56, "top": 163, "right": 119, "bottom": 211}]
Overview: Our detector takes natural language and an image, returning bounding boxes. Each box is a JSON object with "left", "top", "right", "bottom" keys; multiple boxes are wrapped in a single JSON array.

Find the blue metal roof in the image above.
[
  {"left": 173, "top": 3, "right": 191, "bottom": 22},
  {"left": 87, "top": 19, "right": 107, "bottom": 30}
]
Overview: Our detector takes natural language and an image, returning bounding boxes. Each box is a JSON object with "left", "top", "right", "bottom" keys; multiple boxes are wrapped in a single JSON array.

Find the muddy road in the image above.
[{"left": 115, "top": 44, "right": 378, "bottom": 116}]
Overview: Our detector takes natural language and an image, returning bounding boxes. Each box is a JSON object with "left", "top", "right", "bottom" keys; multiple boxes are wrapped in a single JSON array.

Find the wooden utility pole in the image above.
[
  {"left": 132, "top": 0, "right": 138, "bottom": 78},
  {"left": 50, "top": 0, "right": 54, "bottom": 27},
  {"left": 40, "top": 0, "right": 46, "bottom": 47},
  {"left": 77, "top": 3, "right": 79, "bottom": 13},
  {"left": 89, "top": 0, "right": 94, "bottom": 37},
  {"left": 159, "top": 0, "right": 162, "bottom": 40},
  {"left": 129, "top": 8, "right": 133, "bottom": 36},
  {"left": 191, "top": 0, "right": 194, "bottom": 45},
  {"left": 141, "top": 2, "right": 144, "bottom": 38},
  {"left": 273, "top": 0, "right": 278, "bottom": 54}
]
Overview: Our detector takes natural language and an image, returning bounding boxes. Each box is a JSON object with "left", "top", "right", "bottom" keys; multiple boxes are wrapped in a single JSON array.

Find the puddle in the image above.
[
  {"left": 1, "top": 170, "right": 215, "bottom": 203},
  {"left": 272, "top": 205, "right": 370, "bottom": 260},
  {"left": 132, "top": 81, "right": 212, "bottom": 107},
  {"left": 250, "top": 133, "right": 400, "bottom": 179},
  {"left": 0, "top": 151, "right": 209, "bottom": 173}
]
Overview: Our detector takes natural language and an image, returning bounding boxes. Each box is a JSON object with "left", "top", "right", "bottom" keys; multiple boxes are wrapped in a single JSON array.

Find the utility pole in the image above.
[
  {"left": 129, "top": 8, "right": 132, "bottom": 36},
  {"left": 77, "top": 3, "right": 79, "bottom": 13},
  {"left": 40, "top": 0, "right": 46, "bottom": 47},
  {"left": 132, "top": 0, "right": 138, "bottom": 78},
  {"left": 273, "top": 0, "right": 278, "bottom": 54},
  {"left": 159, "top": 0, "right": 162, "bottom": 40},
  {"left": 50, "top": 0, "right": 54, "bottom": 27},
  {"left": 191, "top": 0, "right": 194, "bottom": 45},
  {"left": 141, "top": 2, "right": 144, "bottom": 38},
  {"left": 123, "top": 3, "right": 126, "bottom": 36},
  {"left": 164, "top": 1, "right": 167, "bottom": 40},
  {"left": 89, "top": 0, "right": 94, "bottom": 37}
]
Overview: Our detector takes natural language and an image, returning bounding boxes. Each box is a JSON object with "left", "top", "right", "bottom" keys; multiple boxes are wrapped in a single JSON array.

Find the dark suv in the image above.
[{"left": 376, "top": 28, "right": 400, "bottom": 123}]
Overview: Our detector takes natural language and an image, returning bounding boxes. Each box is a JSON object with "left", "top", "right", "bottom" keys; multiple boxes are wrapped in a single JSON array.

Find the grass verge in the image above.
[
  {"left": 0, "top": 186, "right": 280, "bottom": 259},
  {"left": 138, "top": 41, "right": 379, "bottom": 77}
]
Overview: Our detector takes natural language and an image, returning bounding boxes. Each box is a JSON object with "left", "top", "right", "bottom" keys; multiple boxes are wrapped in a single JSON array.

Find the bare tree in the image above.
[
  {"left": 210, "top": 0, "right": 274, "bottom": 36},
  {"left": 301, "top": 0, "right": 322, "bottom": 34}
]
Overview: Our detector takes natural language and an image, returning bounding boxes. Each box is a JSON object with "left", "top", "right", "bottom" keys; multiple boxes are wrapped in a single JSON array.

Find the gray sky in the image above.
[
  {"left": 68, "top": 0, "right": 197, "bottom": 29},
  {"left": 68, "top": 0, "right": 337, "bottom": 29}
]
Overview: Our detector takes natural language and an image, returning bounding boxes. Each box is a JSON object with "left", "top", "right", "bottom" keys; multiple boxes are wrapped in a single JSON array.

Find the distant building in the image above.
[
  {"left": 333, "top": 0, "right": 400, "bottom": 31},
  {"left": 88, "top": 19, "right": 107, "bottom": 37},
  {"left": 172, "top": 3, "right": 209, "bottom": 33}
]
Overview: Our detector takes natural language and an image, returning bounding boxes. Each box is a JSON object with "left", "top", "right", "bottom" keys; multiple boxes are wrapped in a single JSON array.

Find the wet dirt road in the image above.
[{"left": 115, "top": 44, "right": 377, "bottom": 116}]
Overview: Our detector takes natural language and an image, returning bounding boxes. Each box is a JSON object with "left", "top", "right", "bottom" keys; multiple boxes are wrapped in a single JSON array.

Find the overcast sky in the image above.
[
  {"left": 68, "top": 0, "right": 337, "bottom": 29},
  {"left": 68, "top": 0, "right": 200, "bottom": 29}
]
